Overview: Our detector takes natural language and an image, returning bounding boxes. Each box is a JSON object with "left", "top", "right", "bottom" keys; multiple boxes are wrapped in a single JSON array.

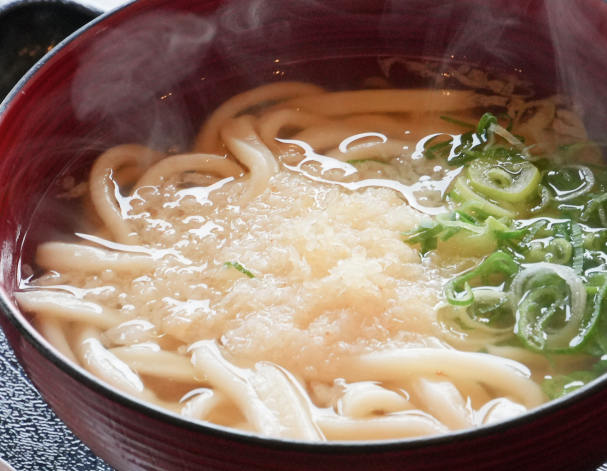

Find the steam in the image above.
[
  {"left": 545, "top": 0, "right": 607, "bottom": 138},
  {"left": 73, "top": 12, "right": 215, "bottom": 118},
  {"left": 72, "top": 12, "right": 216, "bottom": 149}
]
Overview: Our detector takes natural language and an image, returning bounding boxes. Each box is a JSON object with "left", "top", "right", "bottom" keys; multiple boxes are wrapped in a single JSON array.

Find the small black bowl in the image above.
[{"left": 0, "top": 0, "right": 100, "bottom": 100}]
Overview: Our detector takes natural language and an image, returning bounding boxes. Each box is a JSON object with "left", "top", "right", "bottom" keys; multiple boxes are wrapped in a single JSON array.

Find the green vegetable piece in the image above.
[
  {"left": 542, "top": 371, "right": 597, "bottom": 400},
  {"left": 454, "top": 210, "right": 477, "bottom": 225},
  {"left": 515, "top": 269, "right": 599, "bottom": 354},
  {"left": 495, "top": 228, "right": 528, "bottom": 240},
  {"left": 485, "top": 216, "right": 510, "bottom": 233},
  {"left": 467, "top": 159, "right": 541, "bottom": 203},
  {"left": 421, "top": 237, "right": 438, "bottom": 254},
  {"left": 583, "top": 230, "right": 607, "bottom": 251},
  {"left": 547, "top": 238, "right": 572, "bottom": 265},
  {"left": 440, "top": 115, "right": 475, "bottom": 129},
  {"left": 516, "top": 284, "right": 568, "bottom": 351},
  {"left": 454, "top": 177, "right": 517, "bottom": 219},
  {"left": 446, "top": 131, "right": 485, "bottom": 166},
  {"left": 424, "top": 138, "right": 453, "bottom": 160},
  {"left": 590, "top": 275, "right": 607, "bottom": 355},
  {"left": 402, "top": 222, "right": 444, "bottom": 246},
  {"left": 571, "top": 222, "right": 584, "bottom": 275},
  {"left": 525, "top": 237, "right": 573, "bottom": 265},
  {"left": 346, "top": 158, "right": 389, "bottom": 165},
  {"left": 444, "top": 251, "right": 519, "bottom": 307},
  {"left": 225, "top": 261, "right": 255, "bottom": 278},
  {"left": 520, "top": 220, "right": 548, "bottom": 247},
  {"left": 581, "top": 193, "right": 607, "bottom": 226},
  {"left": 440, "top": 227, "right": 461, "bottom": 242},
  {"left": 477, "top": 112, "right": 498, "bottom": 136}
]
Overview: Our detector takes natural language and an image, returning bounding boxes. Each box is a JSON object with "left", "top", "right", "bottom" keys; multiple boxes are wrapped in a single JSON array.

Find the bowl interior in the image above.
[{"left": 1, "top": 0, "right": 607, "bottom": 465}]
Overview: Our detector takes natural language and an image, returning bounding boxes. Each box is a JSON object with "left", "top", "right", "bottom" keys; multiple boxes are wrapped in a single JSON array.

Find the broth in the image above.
[{"left": 15, "top": 60, "right": 607, "bottom": 441}]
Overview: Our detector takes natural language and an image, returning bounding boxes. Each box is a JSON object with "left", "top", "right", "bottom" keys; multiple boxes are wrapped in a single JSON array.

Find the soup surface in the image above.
[{"left": 16, "top": 60, "right": 607, "bottom": 441}]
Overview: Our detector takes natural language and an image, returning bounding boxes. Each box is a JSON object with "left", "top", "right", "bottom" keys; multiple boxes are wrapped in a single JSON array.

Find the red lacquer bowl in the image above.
[{"left": 1, "top": 0, "right": 607, "bottom": 470}]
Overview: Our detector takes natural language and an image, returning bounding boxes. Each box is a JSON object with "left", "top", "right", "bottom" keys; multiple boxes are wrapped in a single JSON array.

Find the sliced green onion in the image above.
[
  {"left": 468, "top": 159, "right": 541, "bottom": 203},
  {"left": 546, "top": 238, "right": 572, "bottom": 265},
  {"left": 485, "top": 216, "right": 511, "bottom": 233},
  {"left": 600, "top": 208, "right": 607, "bottom": 228},
  {"left": 436, "top": 213, "right": 485, "bottom": 234},
  {"left": 496, "top": 228, "right": 528, "bottom": 240},
  {"left": 520, "top": 220, "right": 548, "bottom": 247},
  {"left": 424, "top": 138, "right": 453, "bottom": 160},
  {"left": 421, "top": 237, "right": 438, "bottom": 254},
  {"left": 542, "top": 371, "right": 597, "bottom": 399},
  {"left": 581, "top": 193, "right": 607, "bottom": 225},
  {"left": 524, "top": 184, "right": 551, "bottom": 215},
  {"left": 477, "top": 112, "right": 498, "bottom": 136},
  {"left": 225, "top": 261, "right": 255, "bottom": 278},
  {"left": 445, "top": 281, "right": 474, "bottom": 306},
  {"left": 435, "top": 300, "right": 514, "bottom": 351},
  {"left": 510, "top": 263, "right": 587, "bottom": 352},
  {"left": 571, "top": 222, "right": 584, "bottom": 275},
  {"left": 346, "top": 158, "right": 389, "bottom": 165},
  {"left": 440, "top": 116, "right": 475, "bottom": 129},
  {"left": 591, "top": 276, "right": 607, "bottom": 354},
  {"left": 583, "top": 230, "right": 607, "bottom": 251},
  {"left": 402, "top": 222, "right": 444, "bottom": 245},
  {"left": 545, "top": 165, "right": 595, "bottom": 202},
  {"left": 454, "top": 210, "right": 478, "bottom": 225},
  {"left": 440, "top": 227, "right": 461, "bottom": 241},
  {"left": 445, "top": 252, "right": 519, "bottom": 307},
  {"left": 454, "top": 177, "right": 517, "bottom": 219}
]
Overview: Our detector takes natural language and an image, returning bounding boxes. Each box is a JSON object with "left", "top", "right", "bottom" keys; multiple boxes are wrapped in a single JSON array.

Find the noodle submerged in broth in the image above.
[{"left": 16, "top": 64, "right": 607, "bottom": 440}]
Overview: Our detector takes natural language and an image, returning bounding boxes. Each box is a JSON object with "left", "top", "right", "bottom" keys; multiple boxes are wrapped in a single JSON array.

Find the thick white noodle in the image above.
[
  {"left": 476, "top": 398, "right": 527, "bottom": 426},
  {"left": 256, "top": 108, "right": 330, "bottom": 153},
  {"left": 338, "top": 383, "right": 413, "bottom": 418},
  {"left": 36, "top": 242, "right": 156, "bottom": 273},
  {"left": 190, "top": 344, "right": 283, "bottom": 437},
  {"left": 73, "top": 327, "right": 182, "bottom": 413},
  {"left": 181, "top": 389, "right": 226, "bottom": 421},
  {"left": 74, "top": 326, "right": 145, "bottom": 397},
  {"left": 15, "top": 291, "right": 123, "bottom": 329},
  {"left": 250, "top": 363, "right": 323, "bottom": 441},
  {"left": 282, "top": 90, "right": 476, "bottom": 117},
  {"left": 33, "top": 318, "right": 78, "bottom": 363},
  {"left": 291, "top": 121, "right": 394, "bottom": 153},
  {"left": 110, "top": 345, "right": 203, "bottom": 384},
  {"left": 349, "top": 349, "right": 545, "bottom": 409},
  {"left": 195, "top": 81, "right": 325, "bottom": 154},
  {"left": 512, "top": 98, "right": 556, "bottom": 139},
  {"left": 326, "top": 140, "right": 415, "bottom": 162},
  {"left": 485, "top": 345, "right": 551, "bottom": 376},
  {"left": 413, "top": 379, "right": 475, "bottom": 430},
  {"left": 451, "top": 380, "right": 493, "bottom": 409},
  {"left": 340, "top": 113, "right": 469, "bottom": 141},
  {"left": 316, "top": 413, "right": 448, "bottom": 441},
  {"left": 135, "top": 153, "right": 243, "bottom": 189},
  {"left": 220, "top": 115, "right": 280, "bottom": 204},
  {"left": 20, "top": 84, "right": 572, "bottom": 440},
  {"left": 89, "top": 144, "right": 165, "bottom": 245}
]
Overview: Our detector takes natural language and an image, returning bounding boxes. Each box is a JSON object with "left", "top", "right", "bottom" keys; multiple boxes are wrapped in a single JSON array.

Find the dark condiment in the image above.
[{"left": 0, "top": 1, "right": 98, "bottom": 100}]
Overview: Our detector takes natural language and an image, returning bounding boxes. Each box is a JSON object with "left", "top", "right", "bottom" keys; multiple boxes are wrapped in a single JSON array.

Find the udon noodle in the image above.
[{"left": 16, "top": 65, "right": 606, "bottom": 441}]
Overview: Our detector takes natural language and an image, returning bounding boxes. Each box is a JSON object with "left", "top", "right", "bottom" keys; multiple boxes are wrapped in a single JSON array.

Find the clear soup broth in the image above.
[{"left": 16, "top": 58, "right": 607, "bottom": 441}]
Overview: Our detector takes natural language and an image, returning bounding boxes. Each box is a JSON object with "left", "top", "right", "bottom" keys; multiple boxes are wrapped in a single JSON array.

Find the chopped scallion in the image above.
[{"left": 225, "top": 261, "right": 255, "bottom": 278}]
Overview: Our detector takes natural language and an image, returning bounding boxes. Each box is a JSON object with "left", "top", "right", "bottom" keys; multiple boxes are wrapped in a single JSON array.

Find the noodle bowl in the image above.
[
  {"left": 1, "top": 0, "right": 607, "bottom": 469},
  {"left": 15, "top": 71, "right": 602, "bottom": 441}
]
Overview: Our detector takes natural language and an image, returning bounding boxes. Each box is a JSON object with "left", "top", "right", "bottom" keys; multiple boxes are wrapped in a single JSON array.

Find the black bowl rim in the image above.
[
  {"left": 0, "top": 0, "right": 103, "bottom": 18},
  {"left": 1, "top": 0, "right": 607, "bottom": 456}
]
